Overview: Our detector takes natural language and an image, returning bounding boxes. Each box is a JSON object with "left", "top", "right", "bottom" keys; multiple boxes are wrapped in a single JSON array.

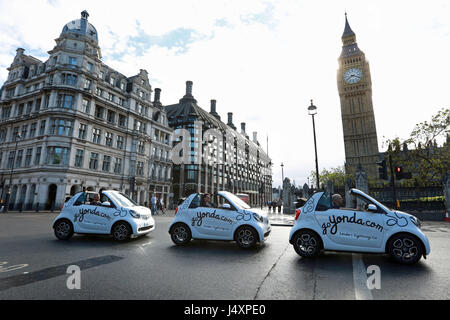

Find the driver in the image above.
[
  {"left": 90, "top": 194, "right": 101, "bottom": 205},
  {"left": 201, "top": 193, "right": 216, "bottom": 208}
]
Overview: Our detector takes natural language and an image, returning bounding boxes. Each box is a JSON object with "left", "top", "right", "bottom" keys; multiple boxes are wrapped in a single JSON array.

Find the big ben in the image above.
[{"left": 337, "top": 14, "right": 380, "bottom": 179}]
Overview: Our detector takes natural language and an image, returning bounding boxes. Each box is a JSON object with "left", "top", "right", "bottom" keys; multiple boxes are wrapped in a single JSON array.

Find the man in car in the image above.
[
  {"left": 201, "top": 193, "right": 216, "bottom": 208},
  {"left": 90, "top": 194, "right": 101, "bottom": 206}
]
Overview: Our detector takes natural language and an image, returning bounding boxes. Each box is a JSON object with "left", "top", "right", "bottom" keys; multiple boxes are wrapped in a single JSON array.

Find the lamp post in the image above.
[
  {"left": 280, "top": 162, "right": 284, "bottom": 200},
  {"left": 4, "top": 133, "right": 21, "bottom": 212},
  {"left": 308, "top": 100, "right": 320, "bottom": 190}
]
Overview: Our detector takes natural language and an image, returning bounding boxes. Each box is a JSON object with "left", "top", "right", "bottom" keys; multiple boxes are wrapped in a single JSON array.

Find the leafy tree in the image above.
[
  {"left": 309, "top": 165, "right": 349, "bottom": 188},
  {"left": 383, "top": 108, "right": 449, "bottom": 185}
]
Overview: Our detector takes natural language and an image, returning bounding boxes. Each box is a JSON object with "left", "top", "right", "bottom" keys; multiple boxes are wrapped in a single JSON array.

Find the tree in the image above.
[
  {"left": 309, "top": 165, "right": 349, "bottom": 189},
  {"left": 383, "top": 108, "right": 449, "bottom": 185}
]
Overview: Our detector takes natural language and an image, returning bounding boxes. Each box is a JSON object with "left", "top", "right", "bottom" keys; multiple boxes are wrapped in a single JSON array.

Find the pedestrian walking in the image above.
[
  {"left": 151, "top": 194, "right": 158, "bottom": 215},
  {"left": 277, "top": 198, "right": 282, "bottom": 213},
  {"left": 268, "top": 200, "right": 272, "bottom": 212}
]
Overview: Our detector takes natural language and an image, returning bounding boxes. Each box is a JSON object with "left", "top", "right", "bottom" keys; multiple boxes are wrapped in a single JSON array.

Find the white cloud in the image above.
[{"left": 1, "top": 0, "right": 449, "bottom": 188}]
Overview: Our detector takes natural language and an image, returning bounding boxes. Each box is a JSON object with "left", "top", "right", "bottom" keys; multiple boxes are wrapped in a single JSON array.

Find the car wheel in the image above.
[
  {"left": 54, "top": 219, "right": 73, "bottom": 240},
  {"left": 112, "top": 222, "right": 131, "bottom": 242},
  {"left": 387, "top": 233, "right": 423, "bottom": 265},
  {"left": 292, "top": 230, "right": 321, "bottom": 258},
  {"left": 170, "top": 223, "right": 192, "bottom": 245},
  {"left": 236, "top": 226, "right": 258, "bottom": 249}
]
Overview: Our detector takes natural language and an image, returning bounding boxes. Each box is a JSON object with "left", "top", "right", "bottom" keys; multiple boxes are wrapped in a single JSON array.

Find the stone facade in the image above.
[
  {"left": 337, "top": 14, "right": 380, "bottom": 179},
  {"left": 0, "top": 11, "right": 173, "bottom": 211}
]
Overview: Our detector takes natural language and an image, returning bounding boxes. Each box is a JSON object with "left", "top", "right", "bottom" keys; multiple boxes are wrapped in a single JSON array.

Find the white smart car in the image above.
[
  {"left": 169, "top": 191, "right": 271, "bottom": 249},
  {"left": 53, "top": 190, "right": 155, "bottom": 241},
  {"left": 289, "top": 188, "right": 431, "bottom": 264}
]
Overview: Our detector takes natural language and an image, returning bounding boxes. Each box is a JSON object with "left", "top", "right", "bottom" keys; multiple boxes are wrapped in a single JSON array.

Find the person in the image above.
[
  {"left": 332, "top": 194, "right": 344, "bottom": 209},
  {"left": 201, "top": 193, "right": 214, "bottom": 208},
  {"left": 268, "top": 200, "right": 272, "bottom": 212},
  {"left": 151, "top": 195, "right": 158, "bottom": 215},
  {"left": 277, "top": 198, "right": 282, "bottom": 213},
  {"left": 90, "top": 194, "right": 100, "bottom": 205},
  {"left": 159, "top": 198, "right": 165, "bottom": 214}
]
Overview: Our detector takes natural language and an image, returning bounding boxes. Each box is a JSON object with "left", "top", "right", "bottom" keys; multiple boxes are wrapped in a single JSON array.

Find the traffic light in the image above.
[
  {"left": 394, "top": 166, "right": 403, "bottom": 179},
  {"left": 377, "top": 159, "right": 388, "bottom": 180}
]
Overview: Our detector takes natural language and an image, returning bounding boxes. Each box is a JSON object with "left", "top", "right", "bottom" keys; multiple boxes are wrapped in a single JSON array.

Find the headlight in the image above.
[
  {"left": 253, "top": 213, "right": 264, "bottom": 223},
  {"left": 129, "top": 210, "right": 141, "bottom": 219},
  {"left": 411, "top": 216, "right": 421, "bottom": 228}
]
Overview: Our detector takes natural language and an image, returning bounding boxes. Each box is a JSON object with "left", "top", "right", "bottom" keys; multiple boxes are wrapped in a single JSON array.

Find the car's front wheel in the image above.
[
  {"left": 292, "top": 230, "right": 321, "bottom": 258},
  {"left": 387, "top": 233, "right": 423, "bottom": 265},
  {"left": 54, "top": 219, "right": 74, "bottom": 240},
  {"left": 170, "top": 223, "right": 192, "bottom": 245},
  {"left": 112, "top": 222, "right": 131, "bottom": 242},
  {"left": 236, "top": 226, "right": 258, "bottom": 249}
]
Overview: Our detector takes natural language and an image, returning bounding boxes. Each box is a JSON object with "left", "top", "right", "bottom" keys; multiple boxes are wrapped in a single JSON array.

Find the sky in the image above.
[{"left": 0, "top": 0, "right": 449, "bottom": 189}]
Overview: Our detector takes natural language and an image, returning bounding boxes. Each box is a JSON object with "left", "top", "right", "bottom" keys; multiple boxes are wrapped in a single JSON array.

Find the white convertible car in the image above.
[
  {"left": 53, "top": 190, "right": 155, "bottom": 241},
  {"left": 169, "top": 191, "right": 271, "bottom": 249},
  {"left": 289, "top": 188, "right": 431, "bottom": 264}
]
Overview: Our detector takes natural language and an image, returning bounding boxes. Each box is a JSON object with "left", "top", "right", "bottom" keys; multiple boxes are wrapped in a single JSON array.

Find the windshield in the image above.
[
  {"left": 222, "top": 192, "right": 251, "bottom": 209},
  {"left": 108, "top": 192, "right": 137, "bottom": 208}
]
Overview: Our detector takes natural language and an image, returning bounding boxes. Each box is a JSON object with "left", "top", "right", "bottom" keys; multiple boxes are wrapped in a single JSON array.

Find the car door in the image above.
[
  {"left": 209, "top": 194, "right": 238, "bottom": 239},
  {"left": 314, "top": 192, "right": 385, "bottom": 249},
  {"left": 188, "top": 194, "right": 222, "bottom": 238}
]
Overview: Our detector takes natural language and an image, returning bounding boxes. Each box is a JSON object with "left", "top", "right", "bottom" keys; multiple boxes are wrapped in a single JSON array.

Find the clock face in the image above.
[{"left": 344, "top": 68, "right": 363, "bottom": 84}]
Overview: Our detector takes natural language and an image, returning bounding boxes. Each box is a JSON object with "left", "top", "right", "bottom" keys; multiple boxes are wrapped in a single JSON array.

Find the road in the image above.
[{"left": 0, "top": 212, "right": 449, "bottom": 300}]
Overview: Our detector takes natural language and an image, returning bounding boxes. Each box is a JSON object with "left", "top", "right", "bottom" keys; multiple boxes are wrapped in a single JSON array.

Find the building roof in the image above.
[
  {"left": 342, "top": 13, "right": 355, "bottom": 38},
  {"left": 61, "top": 10, "right": 98, "bottom": 43}
]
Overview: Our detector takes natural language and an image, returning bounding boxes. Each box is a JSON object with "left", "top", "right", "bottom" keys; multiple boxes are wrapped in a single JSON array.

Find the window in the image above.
[
  {"left": 120, "top": 83, "right": 125, "bottom": 90},
  {"left": 107, "top": 110, "right": 116, "bottom": 124},
  {"left": 87, "top": 62, "right": 93, "bottom": 72},
  {"left": 30, "top": 122, "right": 37, "bottom": 138},
  {"left": 118, "top": 97, "right": 125, "bottom": 106},
  {"left": 35, "top": 147, "right": 42, "bottom": 165},
  {"left": 82, "top": 98, "right": 90, "bottom": 113},
  {"left": 108, "top": 92, "right": 114, "bottom": 102},
  {"left": 118, "top": 114, "right": 127, "bottom": 127},
  {"left": 20, "top": 124, "right": 28, "bottom": 139},
  {"left": 95, "top": 106, "right": 104, "bottom": 119},
  {"left": 116, "top": 135, "right": 124, "bottom": 149},
  {"left": 17, "top": 104, "right": 24, "bottom": 116},
  {"left": 39, "top": 120, "right": 46, "bottom": 136},
  {"left": 44, "top": 94, "right": 50, "bottom": 109},
  {"left": 96, "top": 87, "right": 103, "bottom": 96},
  {"left": 0, "top": 129, "right": 6, "bottom": 143},
  {"left": 24, "top": 148, "right": 32, "bottom": 166},
  {"left": 114, "top": 158, "right": 122, "bottom": 174},
  {"left": 92, "top": 128, "right": 101, "bottom": 144},
  {"left": 26, "top": 102, "right": 32, "bottom": 114},
  {"left": 99, "top": 71, "right": 104, "bottom": 79},
  {"left": 62, "top": 73, "right": 77, "bottom": 86},
  {"left": 69, "top": 57, "right": 77, "bottom": 67},
  {"left": 316, "top": 192, "right": 332, "bottom": 211},
  {"left": 57, "top": 94, "right": 74, "bottom": 108},
  {"left": 110, "top": 77, "right": 115, "bottom": 86},
  {"left": 46, "top": 147, "right": 69, "bottom": 165},
  {"left": 50, "top": 119, "right": 72, "bottom": 136},
  {"left": 137, "top": 140, "right": 145, "bottom": 153},
  {"left": 84, "top": 79, "right": 91, "bottom": 90},
  {"left": 15, "top": 150, "right": 23, "bottom": 168},
  {"left": 105, "top": 132, "right": 113, "bottom": 147},
  {"left": 8, "top": 151, "right": 15, "bottom": 169},
  {"left": 89, "top": 152, "right": 99, "bottom": 170},
  {"left": 74, "top": 149, "right": 84, "bottom": 167},
  {"left": 102, "top": 155, "right": 111, "bottom": 172},
  {"left": 78, "top": 123, "right": 87, "bottom": 139},
  {"left": 1, "top": 106, "right": 12, "bottom": 119},
  {"left": 35, "top": 99, "right": 41, "bottom": 112},
  {"left": 136, "top": 161, "right": 144, "bottom": 176}
]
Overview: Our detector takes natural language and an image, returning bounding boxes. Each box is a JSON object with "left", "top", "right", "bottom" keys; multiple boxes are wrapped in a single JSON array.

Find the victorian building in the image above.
[
  {"left": 165, "top": 81, "right": 272, "bottom": 207},
  {"left": 0, "top": 11, "right": 173, "bottom": 211}
]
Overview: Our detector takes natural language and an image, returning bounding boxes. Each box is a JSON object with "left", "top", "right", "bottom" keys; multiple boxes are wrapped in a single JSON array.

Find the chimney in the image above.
[
  {"left": 227, "top": 112, "right": 236, "bottom": 130},
  {"left": 154, "top": 88, "right": 161, "bottom": 102},
  {"left": 253, "top": 131, "right": 258, "bottom": 143},
  {"left": 186, "top": 81, "right": 193, "bottom": 96},
  {"left": 210, "top": 100, "right": 216, "bottom": 113},
  {"left": 16, "top": 48, "right": 25, "bottom": 56},
  {"left": 241, "top": 122, "right": 246, "bottom": 135}
]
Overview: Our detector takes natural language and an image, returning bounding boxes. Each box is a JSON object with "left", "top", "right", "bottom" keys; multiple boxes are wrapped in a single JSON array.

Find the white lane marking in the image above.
[
  {"left": 352, "top": 253, "right": 373, "bottom": 300},
  {"left": 0, "top": 261, "right": 29, "bottom": 273}
]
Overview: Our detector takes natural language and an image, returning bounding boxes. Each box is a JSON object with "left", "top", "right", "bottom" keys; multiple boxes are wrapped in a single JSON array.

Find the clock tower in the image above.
[{"left": 337, "top": 14, "right": 380, "bottom": 179}]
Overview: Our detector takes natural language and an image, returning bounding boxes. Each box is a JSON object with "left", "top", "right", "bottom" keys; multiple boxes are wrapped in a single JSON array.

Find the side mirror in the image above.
[
  {"left": 367, "top": 204, "right": 378, "bottom": 212},
  {"left": 221, "top": 203, "right": 231, "bottom": 209}
]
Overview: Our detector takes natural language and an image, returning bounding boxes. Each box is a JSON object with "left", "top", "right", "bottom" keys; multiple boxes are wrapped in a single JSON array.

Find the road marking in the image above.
[
  {"left": 0, "top": 255, "right": 123, "bottom": 291},
  {"left": 352, "top": 253, "right": 373, "bottom": 300},
  {"left": 0, "top": 262, "right": 29, "bottom": 273}
]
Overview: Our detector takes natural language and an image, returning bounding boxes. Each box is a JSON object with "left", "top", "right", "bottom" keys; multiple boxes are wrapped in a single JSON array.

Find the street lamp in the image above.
[
  {"left": 280, "top": 162, "right": 284, "bottom": 200},
  {"left": 308, "top": 100, "right": 320, "bottom": 190},
  {"left": 4, "top": 133, "right": 21, "bottom": 212}
]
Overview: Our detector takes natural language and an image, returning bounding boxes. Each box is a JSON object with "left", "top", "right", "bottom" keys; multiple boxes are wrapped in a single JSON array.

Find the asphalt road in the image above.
[{"left": 0, "top": 212, "right": 449, "bottom": 300}]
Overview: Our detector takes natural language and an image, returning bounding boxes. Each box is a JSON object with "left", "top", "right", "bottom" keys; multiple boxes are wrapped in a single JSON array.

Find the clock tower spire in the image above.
[{"left": 337, "top": 14, "right": 380, "bottom": 179}]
